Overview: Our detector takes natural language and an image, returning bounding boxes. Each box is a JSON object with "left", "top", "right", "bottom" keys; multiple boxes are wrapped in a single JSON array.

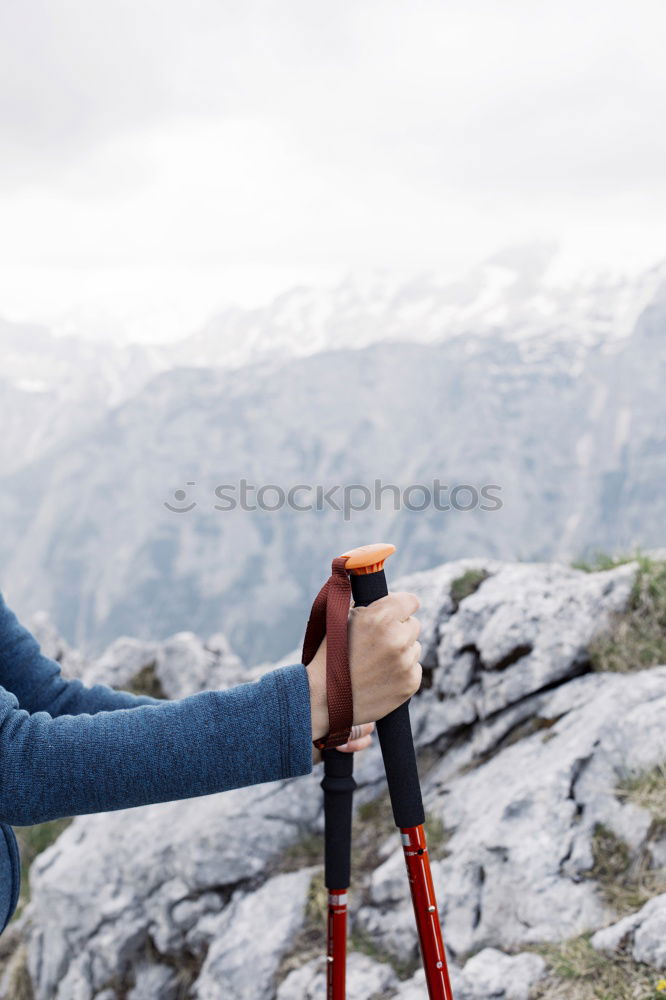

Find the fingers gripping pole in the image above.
[{"left": 348, "top": 568, "right": 425, "bottom": 829}]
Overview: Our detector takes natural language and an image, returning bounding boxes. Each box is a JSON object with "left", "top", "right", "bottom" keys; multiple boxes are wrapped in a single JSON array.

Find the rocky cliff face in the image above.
[{"left": 2, "top": 556, "right": 664, "bottom": 999}]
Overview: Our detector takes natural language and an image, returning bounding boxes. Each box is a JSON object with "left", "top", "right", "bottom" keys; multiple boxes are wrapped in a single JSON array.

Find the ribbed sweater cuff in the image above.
[{"left": 272, "top": 662, "right": 314, "bottom": 778}]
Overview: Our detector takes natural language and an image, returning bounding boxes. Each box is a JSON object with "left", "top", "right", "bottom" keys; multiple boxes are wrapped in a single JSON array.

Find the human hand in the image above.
[
  {"left": 310, "top": 721, "right": 375, "bottom": 765},
  {"left": 306, "top": 591, "right": 422, "bottom": 761},
  {"left": 347, "top": 591, "right": 422, "bottom": 726},
  {"left": 337, "top": 721, "right": 375, "bottom": 752}
]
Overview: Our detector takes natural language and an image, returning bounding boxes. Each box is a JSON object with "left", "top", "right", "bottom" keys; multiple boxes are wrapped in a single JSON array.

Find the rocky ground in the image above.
[{"left": 1, "top": 555, "right": 665, "bottom": 1000}]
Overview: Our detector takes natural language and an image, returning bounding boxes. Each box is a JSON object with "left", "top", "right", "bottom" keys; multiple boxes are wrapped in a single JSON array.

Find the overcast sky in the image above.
[{"left": 1, "top": 0, "right": 665, "bottom": 341}]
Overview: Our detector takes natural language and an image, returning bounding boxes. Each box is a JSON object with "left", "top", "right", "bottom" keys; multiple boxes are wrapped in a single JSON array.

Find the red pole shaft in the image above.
[
  {"left": 401, "top": 825, "right": 454, "bottom": 1000},
  {"left": 327, "top": 891, "right": 347, "bottom": 999}
]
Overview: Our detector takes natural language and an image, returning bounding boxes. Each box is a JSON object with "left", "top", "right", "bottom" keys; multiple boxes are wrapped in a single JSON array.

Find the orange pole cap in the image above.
[{"left": 341, "top": 542, "right": 396, "bottom": 575}]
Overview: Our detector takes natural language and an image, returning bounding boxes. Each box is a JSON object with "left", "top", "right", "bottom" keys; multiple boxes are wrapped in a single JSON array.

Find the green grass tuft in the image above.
[
  {"left": 617, "top": 763, "right": 666, "bottom": 829},
  {"left": 0, "top": 944, "right": 33, "bottom": 1000},
  {"left": 127, "top": 661, "right": 167, "bottom": 699},
  {"left": 572, "top": 551, "right": 639, "bottom": 572},
  {"left": 587, "top": 556, "right": 666, "bottom": 673},
  {"left": 423, "top": 814, "right": 451, "bottom": 860},
  {"left": 12, "top": 817, "right": 73, "bottom": 920},
  {"left": 304, "top": 868, "right": 329, "bottom": 928},
  {"left": 274, "top": 869, "right": 327, "bottom": 986},
  {"left": 350, "top": 924, "right": 420, "bottom": 981},
  {"left": 582, "top": 822, "right": 666, "bottom": 917},
  {"left": 278, "top": 832, "right": 324, "bottom": 872},
  {"left": 351, "top": 794, "right": 396, "bottom": 878},
  {"left": 450, "top": 569, "right": 489, "bottom": 607},
  {"left": 576, "top": 767, "right": 666, "bottom": 924},
  {"left": 532, "top": 934, "right": 666, "bottom": 999}
]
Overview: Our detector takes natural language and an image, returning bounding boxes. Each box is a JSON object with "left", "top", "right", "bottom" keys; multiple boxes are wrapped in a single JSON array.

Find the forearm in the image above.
[
  {"left": 45, "top": 676, "right": 163, "bottom": 715},
  {"left": 0, "top": 664, "right": 313, "bottom": 826},
  {"left": 0, "top": 593, "right": 160, "bottom": 716}
]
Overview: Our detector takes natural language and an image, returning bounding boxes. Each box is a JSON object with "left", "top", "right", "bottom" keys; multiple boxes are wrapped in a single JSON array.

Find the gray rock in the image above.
[
  {"left": 391, "top": 967, "right": 439, "bottom": 999},
  {"left": 591, "top": 892, "right": 666, "bottom": 969},
  {"left": 357, "top": 560, "right": 637, "bottom": 798},
  {"left": 649, "top": 834, "right": 666, "bottom": 869},
  {"left": 410, "top": 561, "right": 637, "bottom": 750},
  {"left": 358, "top": 667, "right": 666, "bottom": 959},
  {"left": 83, "top": 630, "right": 246, "bottom": 698},
  {"left": 191, "top": 868, "right": 314, "bottom": 1000},
  {"left": 276, "top": 952, "right": 398, "bottom": 1000},
  {"left": 457, "top": 948, "right": 546, "bottom": 999},
  {"left": 25, "top": 772, "right": 322, "bottom": 1000},
  {"left": 391, "top": 964, "right": 465, "bottom": 999},
  {"left": 14, "top": 557, "right": 664, "bottom": 1000},
  {"left": 32, "top": 616, "right": 247, "bottom": 701},
  {"left": 394, "top": 558, "right": 500, "bottom": 667},
  {"left": 392, "top": 949, "right": 544, "bottom": 1000},
  {"left": 29, "top": 610, "right": 87, "bottom": 678},
  {"left": 205, "top": 632, "right": 245, "bottom": 666},
  {"left": 83, "top": 636, "right": 160, "bottom": 689},
  {"left": 127, "top": 962, "right": 179, "bottom": 1000},
  {"left": 155, "top": 631, "right": 245, "bottom": 698}
]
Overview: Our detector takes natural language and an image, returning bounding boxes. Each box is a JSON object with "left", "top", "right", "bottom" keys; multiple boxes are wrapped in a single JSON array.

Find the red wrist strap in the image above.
[{"left": 302, "top": 555, "right": 353, "bottom": 750}]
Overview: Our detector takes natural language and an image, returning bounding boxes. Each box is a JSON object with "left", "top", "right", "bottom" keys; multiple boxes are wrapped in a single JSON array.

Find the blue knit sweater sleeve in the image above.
[
  {"left": 0, "top": 594, "right": 314, "bottom": 827},
  {"left": 0, "top": 593, "right": 162, "bottom": 716}
]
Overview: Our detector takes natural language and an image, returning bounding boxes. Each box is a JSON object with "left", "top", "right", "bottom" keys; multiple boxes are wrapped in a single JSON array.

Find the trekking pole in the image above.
[
  {"left": 302, "top": 552, "right": 358, "bottom": 1000},
  {"left": 302, "top": 544, "right": 455, "bottom": 1000},
  {"left": 344, "top": 544, "right": 454, "bottom": 1000},
  {"left": 320, "top": 746, "right": 355, "bottom": 999}
]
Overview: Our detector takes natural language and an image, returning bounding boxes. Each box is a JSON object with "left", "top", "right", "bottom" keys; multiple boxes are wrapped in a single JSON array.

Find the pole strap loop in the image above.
[{"left": 302, "top": 555, "right": 353, "bottom": 750}]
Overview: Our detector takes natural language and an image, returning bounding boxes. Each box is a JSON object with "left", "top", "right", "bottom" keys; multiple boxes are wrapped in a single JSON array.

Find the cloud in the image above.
[
  {"left": 0, "top": 0, "right": 665, "bottom": 325},
  {"left": 0, "top": 0, "right": 354, "bottom": 181}
]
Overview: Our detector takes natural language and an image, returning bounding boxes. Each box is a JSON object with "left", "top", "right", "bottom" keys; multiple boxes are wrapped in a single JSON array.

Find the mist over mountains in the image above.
[
  {"left": 3, "top": 247, "right": 662, "bottom": 477},
  {"left": 1, "top": 254, "right": 664, "bottom": 663}
]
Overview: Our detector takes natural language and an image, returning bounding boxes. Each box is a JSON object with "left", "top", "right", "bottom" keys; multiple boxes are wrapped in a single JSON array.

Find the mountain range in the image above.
[{"left": 1, "top": 251, "right": 664, "bottom": 662}]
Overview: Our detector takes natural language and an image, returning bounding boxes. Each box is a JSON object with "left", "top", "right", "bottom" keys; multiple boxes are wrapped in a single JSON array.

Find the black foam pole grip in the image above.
[
  {"left": 351, "top": 570, "right": 425, "bottom": 829},
  {"left": 321, "top": 748, "right": 356, "bottom": 890}
]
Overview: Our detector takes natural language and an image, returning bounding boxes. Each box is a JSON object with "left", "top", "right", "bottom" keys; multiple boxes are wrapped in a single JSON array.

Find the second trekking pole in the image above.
[{"left": 304, "top": 543, "right": 455, "bottom": 1000}]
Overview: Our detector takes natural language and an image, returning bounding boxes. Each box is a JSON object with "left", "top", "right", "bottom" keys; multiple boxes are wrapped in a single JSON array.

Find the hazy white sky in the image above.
[{"left": 1, "top": 0, "right": 665, "bottom": 341}]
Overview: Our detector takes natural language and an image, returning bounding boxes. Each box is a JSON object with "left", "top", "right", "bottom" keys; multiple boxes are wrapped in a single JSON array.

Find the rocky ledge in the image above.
[{"left": 2, "top": 556, "right": 665, "bottom": 1000}]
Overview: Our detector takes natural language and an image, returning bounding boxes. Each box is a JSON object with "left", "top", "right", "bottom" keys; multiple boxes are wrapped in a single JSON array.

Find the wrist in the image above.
[{"left": 305, "top": 640, "right": 328, "bottom": 763}]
